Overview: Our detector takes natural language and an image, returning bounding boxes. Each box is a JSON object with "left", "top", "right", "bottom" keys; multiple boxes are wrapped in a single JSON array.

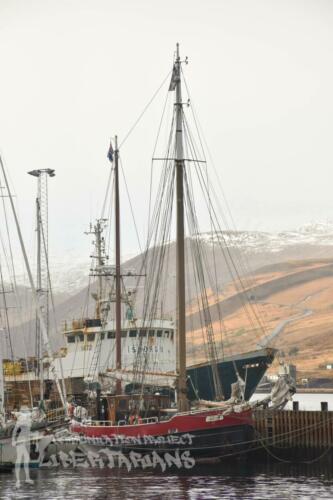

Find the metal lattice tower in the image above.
[{"left": 28, "top": 168, "right": 55, "bottom": 400}]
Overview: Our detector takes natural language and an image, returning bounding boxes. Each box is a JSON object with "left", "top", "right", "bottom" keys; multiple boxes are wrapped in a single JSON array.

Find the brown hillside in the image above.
[{"left": 187, "top": 260, "right": 333, "bottom": 380}]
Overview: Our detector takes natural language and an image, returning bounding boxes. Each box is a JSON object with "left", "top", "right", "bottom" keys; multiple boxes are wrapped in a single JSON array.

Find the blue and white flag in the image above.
[{"left": 107, "top": 141, "right": 114, "bottom": 162}]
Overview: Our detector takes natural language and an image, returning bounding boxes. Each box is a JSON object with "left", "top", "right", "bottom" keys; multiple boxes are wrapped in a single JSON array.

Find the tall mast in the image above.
[
  {"left": 0, "top": 157, "right": 66, "bottom": 409},
  {"left": 114, "top": 136, "right": 122, "bottom": 393},
  {"left": 174, "top": 43, "right": 188, "bottom": 412},
  {"left": 28, "top": 168, "right": 55, "bottom": 404}
]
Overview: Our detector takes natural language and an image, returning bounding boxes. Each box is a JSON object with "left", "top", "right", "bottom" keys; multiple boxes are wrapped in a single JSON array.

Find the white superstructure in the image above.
[{"left": 52, "top": 317, "right": 176, "bottom": 385}]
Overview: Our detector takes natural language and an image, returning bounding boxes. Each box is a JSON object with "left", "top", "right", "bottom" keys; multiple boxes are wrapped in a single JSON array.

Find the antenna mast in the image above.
[
  {"left": 0, "top": 157, "right": 66, "bottom": 409},
  {"left": 86, "top": 219, "right": 107, "bottom": 319},
  {"left": 28, "top": 168, "right": 55, "bottom": 403}
]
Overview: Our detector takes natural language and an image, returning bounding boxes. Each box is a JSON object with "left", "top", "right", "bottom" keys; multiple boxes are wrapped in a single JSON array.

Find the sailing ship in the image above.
[
  {"left": 70, "top": 44, "right": 260, "bottom": 459},
  {"left": 2, "top": 121, "right": 276, "bottom": 406}
]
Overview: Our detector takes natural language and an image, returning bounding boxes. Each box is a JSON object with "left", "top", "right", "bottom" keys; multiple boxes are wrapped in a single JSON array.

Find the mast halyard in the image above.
[
  {"left": 114, "top": 136, "right": 122, "bottom": 394},
  {"left": 174, "top": 43, "right": 188, "bottom": 412}
]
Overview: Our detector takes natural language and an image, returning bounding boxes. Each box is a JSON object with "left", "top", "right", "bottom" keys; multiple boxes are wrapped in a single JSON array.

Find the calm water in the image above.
[
  {"left": 1, "top": 393, "right": 332, "bottom": 499},
  {"left": 1, "top": 463, "right": 333, "bottom": 499}
]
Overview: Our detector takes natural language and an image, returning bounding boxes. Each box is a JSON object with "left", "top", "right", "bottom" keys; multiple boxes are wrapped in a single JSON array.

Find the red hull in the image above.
[{"left": 71, "top": 408, "right": 253, "bottom": 439}]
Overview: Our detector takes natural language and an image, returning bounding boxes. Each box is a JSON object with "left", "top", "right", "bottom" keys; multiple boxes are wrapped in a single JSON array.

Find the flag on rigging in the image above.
[
  {"left": 168, "top": 63, "right": 178, "bottom": 91},
  {"left": 107, "top": 141, "right": 114, "bottom": 162}
]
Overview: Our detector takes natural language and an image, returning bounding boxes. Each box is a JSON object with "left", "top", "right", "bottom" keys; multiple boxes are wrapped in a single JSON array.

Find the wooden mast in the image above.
[
  {"left": 114, "top": 136, "right": 122, "bottom": 394},
  {"left": 175, "top": 43, "right": 188, "bottom": 412}
]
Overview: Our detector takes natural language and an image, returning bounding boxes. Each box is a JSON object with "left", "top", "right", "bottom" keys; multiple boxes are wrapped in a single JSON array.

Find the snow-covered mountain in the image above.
[
  {"left": 13, "top": 222, "right": 333, "bottom": 297},
  {"left": 198, "top": 221, "right": 333, "bottom": 254},
  {"left": 8, "top": 220, "right": 333, "bottom": 357}
]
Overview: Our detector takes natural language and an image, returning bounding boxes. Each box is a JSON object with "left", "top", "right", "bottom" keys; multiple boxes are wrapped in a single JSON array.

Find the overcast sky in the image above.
[{"left": 0, "top": 0, "right": 332, "bottom": 265}]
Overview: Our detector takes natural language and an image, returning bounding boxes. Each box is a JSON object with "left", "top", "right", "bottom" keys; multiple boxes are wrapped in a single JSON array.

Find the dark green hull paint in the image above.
[{"left": 187, "top": 347, "right": 277, "bottom": 401}]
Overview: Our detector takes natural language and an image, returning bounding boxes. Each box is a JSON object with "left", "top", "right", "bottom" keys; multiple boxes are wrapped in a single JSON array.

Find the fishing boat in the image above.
[{"left": 70, "top": 44, "right": 258, "bottom": 460}]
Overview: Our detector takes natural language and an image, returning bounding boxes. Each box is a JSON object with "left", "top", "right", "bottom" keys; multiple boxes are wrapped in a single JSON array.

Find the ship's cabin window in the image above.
[
  {"left": 121, "top": 331, "right": 127, "bottom": 338},
  {"left": 139, "top": 329, "right": 147, "bottom": 337},
  {"left": 170, "top": 331, "right": 174, "bottom": 340},
  {"left": 107, "top": 331, "right": 115, "bottom": 339},
  {"left": 67, "top": 335, "right": 75, "bottom": 343},
  {"left": 157, "top": 330, "right": 163, "bottom": 337},
  {"left": 78, "top": 333, "right": 84, "bottom": 342},
  {"left": 100, "top": 332, "right": 105, "bottom": 340},
  {"left": 148, "top": 330, "right": 155, "bottom": 337},
  {"left": 165, "top": 330, "right": 170, "bottom": 338},
  {"left": 129, "top": 330, "right": 137, "bottom": 338},
  {"left": 87, "top": 333, "right": 95, "bottom": 342},
  {"left": 84, "top": 319, "right": 101, "bottom": 328}
]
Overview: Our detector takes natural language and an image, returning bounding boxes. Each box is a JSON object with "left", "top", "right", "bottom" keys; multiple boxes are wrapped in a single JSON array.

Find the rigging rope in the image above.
[{"left": 119, "top": 70, "right": 172, "bottom": 150}]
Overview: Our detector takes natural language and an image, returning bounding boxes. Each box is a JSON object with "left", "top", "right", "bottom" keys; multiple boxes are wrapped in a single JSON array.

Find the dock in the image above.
[{"left": 252, "top": 407, "right": 333, "bottom": 461}]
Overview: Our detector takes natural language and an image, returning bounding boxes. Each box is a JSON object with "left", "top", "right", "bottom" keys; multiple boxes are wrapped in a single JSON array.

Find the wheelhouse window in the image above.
[
  {"left": 87, "top": 333, "right": 95, "bottom": 342},
  {"left": 107, "top": 331, "right": 115, "bottom": 339},
  {"left": 121, "top": 331, "right": 127, "bottom": 338},
  {"left": 157, "top": 330, "right": 163, "bottom": 337},
  {"left": 129, "top": 330, "right": 137, "bottom": 338},
  {"left": 78, "top": 333, "right": 84, "bottom": 342},
  {"left": 100, "top": 332, "right": 105, "bottom": 340},
  {"left": 164, "top": 330, "right": 170, "bottom": 338},
  {"left": 84, "top": 319, "right": 101, "bottom": 328},
  {"left": 148, "top": 330, "right": 155, "bottom": 337},
  {"left": 139, "top": 329, "right": 147, "bottom": 337},
  {"left": 67, "top": 335, "right": 75, "bottom": 343}
]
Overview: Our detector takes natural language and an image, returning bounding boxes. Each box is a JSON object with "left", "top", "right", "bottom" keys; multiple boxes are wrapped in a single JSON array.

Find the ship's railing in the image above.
[
  {"left": 141, "top": 417, "right": 158, "bottom": 424},
  {"left": 79, "top": 409, "right": 224, "bottom": 429},
  {"left": 62, "top": 318, "right": 102, "bottom": 332},
  {"left": 82, "top": 419, "right": 114, "bottom": 426},
  {"left": 81, "top": 416, "right": 160, "bottom": 427},
  {"left": 45, "top": 407, "right": 67, "bottom": 422},
  {"left": 117, "top": 416, "right": 159, "bottom": 426}
]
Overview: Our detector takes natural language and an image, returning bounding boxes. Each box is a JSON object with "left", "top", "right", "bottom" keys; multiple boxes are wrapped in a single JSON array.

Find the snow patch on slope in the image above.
[{"left": 197, "top": 221, "right": 333, "bottom": 254}]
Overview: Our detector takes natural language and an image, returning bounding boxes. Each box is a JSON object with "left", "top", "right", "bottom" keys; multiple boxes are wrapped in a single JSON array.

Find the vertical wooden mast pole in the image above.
[
  {"left": 175, "top": 43, "right": 188, "bottom": 412},
  {"left": 114, "top": 136, "right": 122, "bottom": 394}
]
